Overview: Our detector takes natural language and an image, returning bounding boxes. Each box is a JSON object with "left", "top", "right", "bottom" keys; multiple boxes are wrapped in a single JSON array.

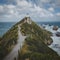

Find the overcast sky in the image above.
[{"left": 0, "top": 0, "right": 60, "bottom": 22}]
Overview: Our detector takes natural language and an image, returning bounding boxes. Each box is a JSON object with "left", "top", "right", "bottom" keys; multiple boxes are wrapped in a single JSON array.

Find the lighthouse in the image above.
[
  {"left": 26, "top": 13, "right": 29, "bottom": 17},
  {"left": 25, "top": 13, "right": 32, "bottom": 24}
]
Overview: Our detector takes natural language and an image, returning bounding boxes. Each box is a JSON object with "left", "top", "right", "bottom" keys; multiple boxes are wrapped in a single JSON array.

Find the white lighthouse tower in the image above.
[
  {"left": 25, "top": 13, "right": 32, "bottom": 24},
  {"left": 26, "top": 13, "right": 29, "bottom": 17}
]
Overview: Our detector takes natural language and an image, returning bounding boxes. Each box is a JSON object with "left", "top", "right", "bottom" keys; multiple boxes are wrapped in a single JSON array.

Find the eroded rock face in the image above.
[
  {"left": 44, "top": 39, "right": 53, "bottom": 45},
  {"left": 53, "top": 26, "right": 58, "bottom": 30},
  {"left": 24, "top": 17, "right": 32, "bottom": 24}
]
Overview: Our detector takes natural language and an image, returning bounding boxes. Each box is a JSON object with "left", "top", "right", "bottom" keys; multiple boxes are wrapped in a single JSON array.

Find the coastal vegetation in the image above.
[
  {"left": 17, "top": 17, "right": 60, "bottom": 60},
  {"left": 0, "top": 24, "right": 18, "bottom": 60},
  {"left": 0, "top": 17, "right": 60, "bottom": 60}
]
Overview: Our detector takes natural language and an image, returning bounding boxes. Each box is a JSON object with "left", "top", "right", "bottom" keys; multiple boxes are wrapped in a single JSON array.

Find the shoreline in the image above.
[{"left": 43, "top": 25, "right": 60, "bottom": 56}]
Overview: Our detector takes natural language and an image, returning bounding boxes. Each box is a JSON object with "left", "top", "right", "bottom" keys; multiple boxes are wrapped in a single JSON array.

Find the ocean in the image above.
[
  {"left": 0, "top": 22, "right": 60, "bottom": 37},
  {"left": 37, "top": 22, "right": 60, "bottom": 27},
  {"left": 0, "top": 22, "right": 16, "bottom": 37}
]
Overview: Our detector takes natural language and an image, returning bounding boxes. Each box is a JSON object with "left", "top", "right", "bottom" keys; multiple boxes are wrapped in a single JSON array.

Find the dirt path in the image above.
[{"left": 4, "top": 25, "right": 26, "bottom": 60}]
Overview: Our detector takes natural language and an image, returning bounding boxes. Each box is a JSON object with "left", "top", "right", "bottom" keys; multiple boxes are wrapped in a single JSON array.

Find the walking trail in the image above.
[{"left": 4, "top": 25, "right": 26, "bottom": 60}]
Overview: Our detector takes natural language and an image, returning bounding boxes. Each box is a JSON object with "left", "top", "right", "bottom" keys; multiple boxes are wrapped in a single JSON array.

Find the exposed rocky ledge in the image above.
[
  {"left": 56, "top": 32, "right": 60, "bottom": 37},
  {"left": 53, "top": 26, "right": 58, "bottom": 30}
]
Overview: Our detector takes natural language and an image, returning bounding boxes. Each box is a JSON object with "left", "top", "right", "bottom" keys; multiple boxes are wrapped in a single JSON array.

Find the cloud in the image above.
[
  {"left": 16, "top": 0, "right": 32, "bottom": 7},
  {"left": 32, "top": 4, "right": 54, "bottom": 17},
  {"left": 0, "top": 5, "right": 4, "bottom": 13},
  {"left": 48, "top": 7, "right": 54, "bottom": 12},
  {"left": 56, "top": 13, "right": 60, "bottom": 16},
  {"left": 0, "top": 0, "right": 60, "bottom": 22},
  {"left": 40, "top": 0, "right": 50, "bottom": 3},
  {"left": 28, "top": 0, "right": 60, "bottom": 8},
  {"left": 52, "top": 0, "right": 60, "bottom": 8},
  {"left": 0, "top": 4, "right": 16, "bottom": 16}
]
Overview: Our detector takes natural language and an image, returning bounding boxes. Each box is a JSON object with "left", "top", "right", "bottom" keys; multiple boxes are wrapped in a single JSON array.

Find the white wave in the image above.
[{"left": 44, "top": 25, "right": 60, "bottom": 55}]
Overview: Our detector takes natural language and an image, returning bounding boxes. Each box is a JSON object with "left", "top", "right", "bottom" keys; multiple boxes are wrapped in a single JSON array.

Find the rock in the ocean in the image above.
[
  {"left": 56, "top": 32, "right": 60, "bottom": 37},
  {"left": 53, "top": 26, "right": 58, "bottom": 30}
]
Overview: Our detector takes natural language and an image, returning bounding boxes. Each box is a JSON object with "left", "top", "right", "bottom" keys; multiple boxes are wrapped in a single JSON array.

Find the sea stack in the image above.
[{"left": 53, "top": 26, "right": 58, "bottom": 30}]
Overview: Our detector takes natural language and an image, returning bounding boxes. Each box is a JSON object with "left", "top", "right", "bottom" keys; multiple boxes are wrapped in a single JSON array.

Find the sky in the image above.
[{"left": 0, "top": 0, "right": 60, "bottom": 22}]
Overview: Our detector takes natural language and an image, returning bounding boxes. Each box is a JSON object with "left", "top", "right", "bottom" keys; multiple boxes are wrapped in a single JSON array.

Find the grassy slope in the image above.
[
  {"left": 0, "top": 23, "right": 18, "bottom": 59},
  {"left": 0, "top": 17, "right": 60, "bottom": 60},
  {"left": 0, "top": 17, "right": 26, "bottom": 59},
  {"left": 18, "top": 18, "right": 60, "bottom": 60}
]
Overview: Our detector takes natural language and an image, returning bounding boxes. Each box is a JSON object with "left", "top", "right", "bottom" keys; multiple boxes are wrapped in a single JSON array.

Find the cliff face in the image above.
[
  {"left": 20, "top": 17, "right": 53, "bottom": 45},
  {"left": 0, "top": 17, "right": 60, "bottom": 60}
]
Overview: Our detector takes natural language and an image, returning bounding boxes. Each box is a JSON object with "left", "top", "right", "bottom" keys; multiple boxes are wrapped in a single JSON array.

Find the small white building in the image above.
[{"left": 24, "top": 14, "right": 32, "bottom": 24}]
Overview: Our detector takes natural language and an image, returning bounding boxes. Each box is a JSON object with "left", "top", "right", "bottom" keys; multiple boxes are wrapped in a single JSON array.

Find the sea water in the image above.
[
  {"left": 37, "top": 22, "right": 60, "bottom": 27},
  {"left": 38, "top": 22, "right": 60, "bottom": 55},
  {"left": 0, "top": 22, "right": 16, "bottom": 37}
]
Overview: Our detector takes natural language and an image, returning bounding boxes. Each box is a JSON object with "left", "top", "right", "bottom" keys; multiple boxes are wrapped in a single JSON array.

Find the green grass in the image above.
[
  {"left": 17, "top": 19, "right": 60, "bottom": 60},
  {"left": 0, "top": 24, "right": 18, "bottom": 60},
  {"left": 0, "top": 17, "right": 60, "bottom": 60}
]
